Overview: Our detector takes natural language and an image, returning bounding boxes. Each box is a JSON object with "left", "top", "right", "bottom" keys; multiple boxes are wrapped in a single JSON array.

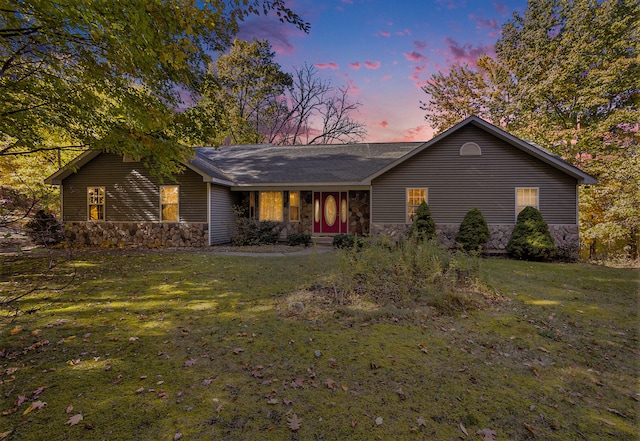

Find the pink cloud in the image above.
[
  {"left": 403, "top": 51, "right": 428, "bottom": 62},
  {"left": 379, "top": 31, "right": 391, "bottom": 37},
  {"left": 381, "top": 74, "right": 392, "bottom": 81},
  {"left": 349, "top": 61, "right": 361, "bottom": 70},
  {"left": 442, "top": 37, "right": 493, "bottom": 66},
  {"left": 469, "top": 13, "right": 499, "bottom": 31},
  {"left": 346, "top": 79, "right": 360, "bottom": 95},
  {"left": 409, "top": 64, "right": 428, "bottom": 88},
  {"left": 494, "top": 1, "right": 509, "bottom": 16},
  {"left": 400, "top": 125, "right": 432, "bottom": 142},
  {"left": 315, "top": 62, "right": 339, "bottom": 70},
  {"left": 413, "top": 40, "right": 427, "bottom": 51},
  {"left": 372, "top": 120, "right": 389, "bottom": 128},
  {"left": 364, "top": 60, "right": 381, "bottom": 70}
]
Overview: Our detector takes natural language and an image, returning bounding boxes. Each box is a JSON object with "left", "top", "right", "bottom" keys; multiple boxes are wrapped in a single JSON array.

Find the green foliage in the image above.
[
  {"left": 332, "top": 234, "right": 365, "bottom": 249},
  {"left": 409, "top": 202, "right": 436, "bottom": 241},
  {"left": 456, "top": 208, "right": 490, "bottom": 253},
  {"left": 287, "top": 233, "right": 312, "bottom": 247},
  {"left": 331, "top": 235, "right": 481, "bottom": 308},
  {"left": 230, "top": 206, "right": 282, "bottom": 246},
  {"left": 24, "top": 210, "right": 65, "bottom": 245},
  {"left": 507, "top": 207, "right": 557, "bottom": 261},
  {"left": 0, "top": 0, "right": 308, "bottom": 176},
  {"left": 421, "top": 0, "right": 639, "bottom": 258},
  {"left": 202, "top": 39, "right": 293, "bottom": 145}
]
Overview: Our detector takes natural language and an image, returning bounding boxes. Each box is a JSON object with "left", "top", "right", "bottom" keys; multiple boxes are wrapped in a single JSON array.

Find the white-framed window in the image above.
[
  {"left": 259, "top": 191, "right": 283, "bottom": 221},
  {"left": 289, "top": 191, "right": 300, "bottom": 222},
  {"left": 406, "top": 188, "right": 428, "bottom": 222},
  {"left": 516, "top": 187, "right": 538, "bottom": 217},
  {"left": 87, "top": 187, "right": 105, "bottom": 221},
  {"left": 160, "top": 185, "right": 179, "bottom": 222}
]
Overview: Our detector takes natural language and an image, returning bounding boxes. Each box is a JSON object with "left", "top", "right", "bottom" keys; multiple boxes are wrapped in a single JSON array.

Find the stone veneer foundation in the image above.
[
  {"left": 65, "top": 222, "right": 208, "bottom": 248},
  {"left": 370, "top": 223, "right": 580, "bottom": 259}
]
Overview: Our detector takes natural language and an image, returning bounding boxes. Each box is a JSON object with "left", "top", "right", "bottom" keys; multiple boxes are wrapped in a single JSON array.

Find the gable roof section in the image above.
[
  {"left": 45, "top": 116, "right": 596, "bottom": 187},
  {"left": 193, "top": 143, "right": 420, "bottom": 187},
  {"left": 368, "top": 116, "right": 597, "bottom": 185}
]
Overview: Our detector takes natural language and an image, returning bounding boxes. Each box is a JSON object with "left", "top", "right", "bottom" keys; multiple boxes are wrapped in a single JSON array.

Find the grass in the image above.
[{"left": 0, "top": 249, "right": 638, "bottom": 440}]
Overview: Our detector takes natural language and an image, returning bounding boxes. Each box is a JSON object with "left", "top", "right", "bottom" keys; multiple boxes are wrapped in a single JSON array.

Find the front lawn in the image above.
[{"left": 0, "top": 250, "right": 637, "bottom": 440}]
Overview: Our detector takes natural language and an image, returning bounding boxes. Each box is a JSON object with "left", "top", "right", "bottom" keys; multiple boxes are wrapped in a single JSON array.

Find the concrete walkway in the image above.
[{"left": 209, "top": 245, "right": 335, "bottom": 257}]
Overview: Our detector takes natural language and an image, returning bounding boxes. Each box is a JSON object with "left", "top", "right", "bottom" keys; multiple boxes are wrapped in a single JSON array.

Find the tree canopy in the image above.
[
  {"left": 421, "top": 0, "right": 639, "bottom": 258},
  {"left": 0, "top": 0, "right": 308, "bottom": 176},
  {"left": 201, "top": 40, "right": 367, "bottom": 146}
]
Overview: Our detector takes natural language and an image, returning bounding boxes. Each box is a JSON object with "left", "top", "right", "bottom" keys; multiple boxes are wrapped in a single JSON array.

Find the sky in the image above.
[{"left": 237, "top": 0, "right": 528, "bottom": 143}]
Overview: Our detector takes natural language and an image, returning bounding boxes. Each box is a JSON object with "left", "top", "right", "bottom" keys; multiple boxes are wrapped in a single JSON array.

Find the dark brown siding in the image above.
[
  {"left": 62, "top": 153, "right": 207, "bottom": 223},
  {"left": 372, "top": 125, "right": 578, "bottom": 225}
]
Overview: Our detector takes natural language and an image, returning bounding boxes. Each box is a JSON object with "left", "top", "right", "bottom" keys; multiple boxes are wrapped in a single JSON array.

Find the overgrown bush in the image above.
[
  {"left": 456, "top": 208, "right": 490, "bottom": 253},
  {"left": 287, "top": 233, "right": 312, "bottom": 247},
  {"left": 230, "top": 206, "right": 282, "bottom": 246},
  {"left": 332, "top": 234, "right": 366, "bottom": 249},
  {"left": 330, "top": 235, "right": 482, "bottom": 310},
  {"left": 409, "top": 202, "right": 436, "bottom": 241},
  {"left": 24, "top": 210, "right": 65, "bottom": 246},
  {"left": 507, "top": 206, "right": 557, "bottom": 261}
]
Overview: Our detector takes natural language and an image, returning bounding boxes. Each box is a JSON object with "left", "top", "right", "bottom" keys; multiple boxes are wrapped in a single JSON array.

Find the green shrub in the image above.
[
  {"left": 409, "top": 201, "right": 436, "bottom": 241},
  {"left": 456, "top": 208, "right": 490, "bottom": 253},
  {"left": 231, "top": 206, "right": 282, "bottom": 246},
  {"left": 287, "top": 233, "right": 312, "bottom": 246},
  {"left": 507, "top": 206, "right": 557, "bottom": 260},
  {"left": 24, "top": 210, "right": 65, "bottom": 246},
  {"left": 332, "top": 234, "right": 365, "bottom": 249}
]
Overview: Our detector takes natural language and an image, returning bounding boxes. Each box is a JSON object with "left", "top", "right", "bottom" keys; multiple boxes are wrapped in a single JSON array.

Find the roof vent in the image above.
[{"left": 460, "top": 142, "right": 481, "bottom": 156}]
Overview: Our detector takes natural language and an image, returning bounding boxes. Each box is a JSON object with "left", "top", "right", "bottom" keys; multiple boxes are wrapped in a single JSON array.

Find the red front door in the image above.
[{"left": 314, "top": 192, "right": 349, "bottom": 234}]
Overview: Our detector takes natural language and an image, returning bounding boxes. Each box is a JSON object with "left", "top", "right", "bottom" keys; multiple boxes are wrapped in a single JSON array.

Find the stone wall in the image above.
[
  {"left": 348, "top": 191, "right": 369, "bottom": 235},
  {"left": 371, "top": 222, "right": 580, "bottom": 257},
  {"left": 65, "top": 222, "right": 208, "bottom": 248}
]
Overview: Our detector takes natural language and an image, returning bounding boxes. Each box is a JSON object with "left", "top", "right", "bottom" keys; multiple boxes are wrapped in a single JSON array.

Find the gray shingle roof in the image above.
[{"left": 192, "top": 143, "right": 421, "bottom": 185}]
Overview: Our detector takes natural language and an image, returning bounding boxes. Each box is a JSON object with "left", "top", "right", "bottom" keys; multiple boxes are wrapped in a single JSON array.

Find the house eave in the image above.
[
  {"left": 44, "top": 150, "right": 100, "bottom": 185},
  {"left": 230, "top": 182, "right": 370, "bottom": 191}
]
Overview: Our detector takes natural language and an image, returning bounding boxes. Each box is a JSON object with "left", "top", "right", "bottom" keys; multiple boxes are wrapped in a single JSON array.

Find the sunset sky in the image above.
[{"left": 238, "top": 0, "right": 528, "bottom": 143}]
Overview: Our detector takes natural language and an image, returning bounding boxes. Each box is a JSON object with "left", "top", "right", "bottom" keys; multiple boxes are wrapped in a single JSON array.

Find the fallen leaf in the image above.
[
  {"left": 66, "top": 404, "right": 73, "bottom": 414},
  {"left": 184, "top": 358, "right": 197, "bottom": 367},
  {"left": 4, "top": 367, "right": 18, "bottom": 375},
  {"left": 10, "top": 327, "right": 22, "bottom": 335},
  {"left": 66, "top": 414, "right": 83, "bottom": 426},
  {"left": 233, "top": 347, "right": 244, "bottom": 354},
  {"left": 287, "top": 413, "right": 302, "bottom": 431},
  {"left": 375, "top": 416, "right": 383, "bottom": 426},
  {"left": 597, "top": 417, "right": 616, "bottom": 426},
  {"left": 417, "top": 417, "right": 426, "bottom": 427},
  {"left": 23, "top": 400, "right": 46, "bottom": 415},
  {"left": 325, "top": 378, "right": 337, "bottom": 390},
  {"left": 0, "top": 430, "right": 13, "bottom": 440},
  {"left": 16, "top": 396, "right": 26, "bottom": 407},
  {"left": 173, "top": 433, "right": 183, "bottom": 440},
  {"left": 476, "top": 428, "right": 497, "bottom": 441},
  {"left": 524, "top": 422, "right": 535, "bottom": 433},
  {"left": 128, "top": 336, "right": 139, "bottom": 341},
  {"left": 396, "top": 387, "right": 406, "bottom": 400},
  {"left": 202, "top": 378, "right": 214, "bottom": 386},
  {"left": 460, "top": 421, "right": 469, "bottom": 436}
]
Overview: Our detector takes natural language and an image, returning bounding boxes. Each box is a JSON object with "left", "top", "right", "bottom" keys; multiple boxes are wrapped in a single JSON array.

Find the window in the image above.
[
  {"left": 516, "top": 187, "right": 538, "bottom": 217},
  {"left": 87, "top": 187, "right": 105, "bottom": 221},
  {"left": 460, "top": 142, "right": 481, "bottom": 156},
  {"left": 160, "top": 185, "right": 179, "bottom": 222},
  {"left": 407, "top": 188, "right": 428, "bottom": 222},
  {"left": 249, "top": 192, "right": 256, "bottom": 218},
  {"left": 259, "top": 191, "right": 283, "bottom": 221},
  {"left": 289, "top": 191, "right": 300, "bottom": 222}
]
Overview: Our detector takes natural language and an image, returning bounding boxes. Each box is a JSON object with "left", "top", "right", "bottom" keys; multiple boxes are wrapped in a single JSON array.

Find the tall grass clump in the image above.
[{"left": 329, "top": 235, "right": 483, "bottom": 312}]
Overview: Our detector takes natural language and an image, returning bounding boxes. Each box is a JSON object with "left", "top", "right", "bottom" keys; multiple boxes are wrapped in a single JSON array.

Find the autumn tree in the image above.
[
  {"left": 205, "top": 47, "right": 366, "bottom": 145},
  {"left": 201, "top": 39, "right": 293, "bottom": 145},
  {"left": 0, "top": 0, "right": 308, "bottom": 176},
  {"left": 421, "top": 0, "right": 639, "bottom": 258}
]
